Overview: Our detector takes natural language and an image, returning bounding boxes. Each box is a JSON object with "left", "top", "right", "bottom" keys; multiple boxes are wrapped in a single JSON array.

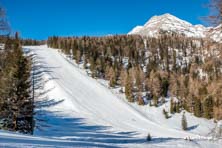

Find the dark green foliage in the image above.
[
  {"left": 161, "top": 77, "right": 169, "bottom": 97},
  {"left": 0, "top": 35, "right": 33, "bottom": 134}
]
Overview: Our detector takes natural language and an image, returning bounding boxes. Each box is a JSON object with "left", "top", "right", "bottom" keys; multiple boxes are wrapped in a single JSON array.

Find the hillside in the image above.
[{"left": 1, "top": 45, "right": 221, "bottom": 147}]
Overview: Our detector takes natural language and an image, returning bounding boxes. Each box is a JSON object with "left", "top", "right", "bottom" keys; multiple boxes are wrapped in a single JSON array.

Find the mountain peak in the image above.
[
  {"left": 151, "top": 13, "right": 178, "bottom": 19},
  {"left": 129, "top": 13, "right": 206, "bottom": 38},
  {"left": 144, "top": 13, "right": 192, "bottom": 28},
  {"left": 129, "top": 13, "right": 222, "bottom": 42}
]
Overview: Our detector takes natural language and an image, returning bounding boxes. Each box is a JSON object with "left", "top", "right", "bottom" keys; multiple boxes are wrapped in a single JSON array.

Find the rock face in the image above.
[{"left": 128, "top": 13, "right": 222, "bottom": 42}]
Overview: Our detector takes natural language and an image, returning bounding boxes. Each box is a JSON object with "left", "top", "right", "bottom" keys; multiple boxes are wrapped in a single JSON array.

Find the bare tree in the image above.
[
  {"left": 0, "top": 6, "right": 10, "bottom": 37},
  {"left": 206, "top": 0, "right": 222, "bottom": 26}
]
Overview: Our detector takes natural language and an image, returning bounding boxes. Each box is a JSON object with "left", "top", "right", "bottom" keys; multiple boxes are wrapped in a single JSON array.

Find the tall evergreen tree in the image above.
[
  {"left": 182, "top": 112, "right": 188, "bottom": 130},
  {"left": 194, "top": 97, "right": 202, "bottom": 117},
  {"left": 109, "top": 67, "right": 116, "bottom": 87},
  {"left": 125, "top": 72, "right": 133, "bottom": 102},
  {"left": 170, "top": 99, "right": 174, "bottom": 114},
  {"left": 203, "top": 96, "right": 214, "bottom": 119}
]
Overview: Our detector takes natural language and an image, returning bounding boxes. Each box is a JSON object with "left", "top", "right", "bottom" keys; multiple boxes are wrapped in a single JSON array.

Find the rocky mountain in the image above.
[{"left": 128, "top": 13, "right": 222, "bottom": 42}]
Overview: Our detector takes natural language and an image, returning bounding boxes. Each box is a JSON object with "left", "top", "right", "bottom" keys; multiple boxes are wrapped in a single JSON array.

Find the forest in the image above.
[{"left": 48, "top": 33, "right": 222, "bottom": 120}]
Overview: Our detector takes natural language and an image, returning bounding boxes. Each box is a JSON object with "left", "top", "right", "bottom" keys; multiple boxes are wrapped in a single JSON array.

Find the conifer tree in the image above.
[
  {"left": 135, "top": 66, "right": 142, "bottom": 91},
  {"left": 147, "top": 133, "right": 151, "bottom": 141},
  {"left": 0, "top": 34, "right": 33, "bottom": 134},
  {"left": 109, "top": 67, "right": 116, "bottom": 87},
  {"left": 203, "top": 96, "right": 214, "bottom": 119},
  {"left": 176, "top": 102, "right": 180, "bottom": 113},
  {"left": 75, "top": 50, "right": 81, "bottom": 64},
  {"left": 153, "top": 96, "right": 158, "bottom": 107},
  {"left": 170, "top": 99, "right": 174, "bottom": 114},
  {"left": 89, "top": 57, "right": 95, "bottom": 78},
  {"left": 182, "top": 112, "right": 188, "bottom": 130},
  {"left": 194, "top": 97, "right": 202, "bottom": 117},
  {"left": 161, "top": 77, "right": 169, "bottom": 97},
  {"left": 125, "top": 72, "right": 133, "bottom": 102}
]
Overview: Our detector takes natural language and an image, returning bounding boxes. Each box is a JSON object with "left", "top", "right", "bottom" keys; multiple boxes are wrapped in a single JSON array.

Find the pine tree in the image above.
[
  {"left": 153, "top": 95, "right": 158, "bottom": 107},
  {"left": 125, "top": 73, "right": 133, "bottom": 102},
  {"left": 203, "top": 96, "right": 214, "bottom": 119},
  {"left": 14, "top": 55, "right": 32, "bottom": 133},
  {"left": 161, "top": 77, "right": 169, "bottom": 97},
  {"left": 0, "top": 35, "right": 33, "bottom": 134},
  {"left": 176, "top": 102, "right": 180, "bottom": 113},
  {"left": 135, "top": 66, "right": 143, "bottom": 91},
  {"left": 109, "top": 67, "right": 116, "bottom": 87},
  {"left": 182, "top": 112, "right": 188, "bottom": 130},
  {"left": 149, "top": 70, "right": 161, "bottom": 99},
  {"left": 12, "top": 37, "right": 33, "bottom": 134},
  {"left": 75, "top": 50, "right": 81, "bottom": 64},
  {"left": 170, "top": 99, "right": 174, "bottom": 114},
  {"left": 147, "top": 133, "right": 151, "bottom": 141},
  {"left": 194, "top": 97, "right": 202, "bottom": 117},
  {"left": 89, "top": 57, "right": 95, "bottom": 78}
]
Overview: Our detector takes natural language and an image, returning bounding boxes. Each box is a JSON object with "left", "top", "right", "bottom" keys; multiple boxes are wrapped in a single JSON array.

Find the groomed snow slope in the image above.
[{"left": 0, "top": 45, "right": 221, "bottom": 147}]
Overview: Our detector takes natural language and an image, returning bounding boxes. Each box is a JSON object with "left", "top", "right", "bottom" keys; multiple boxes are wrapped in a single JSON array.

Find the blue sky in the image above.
[{"left": 1, "top": 0, "right": 210, "bottom": 39}]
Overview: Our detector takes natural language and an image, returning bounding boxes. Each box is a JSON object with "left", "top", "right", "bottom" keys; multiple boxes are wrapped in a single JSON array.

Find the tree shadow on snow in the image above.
[
  {"left": 147, "top": 137, "right": 181, "bottom": 144},
  {"left": 187, "top": 124, "right": 199, "bottom": 131},
  {"left": 34, "top": 99, "right": 145, "bottom": 147}
]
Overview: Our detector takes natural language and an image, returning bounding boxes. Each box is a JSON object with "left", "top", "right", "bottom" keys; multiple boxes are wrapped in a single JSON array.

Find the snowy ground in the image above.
[{"left": 0, "top": 45, "right": 221, "bottom": 147}]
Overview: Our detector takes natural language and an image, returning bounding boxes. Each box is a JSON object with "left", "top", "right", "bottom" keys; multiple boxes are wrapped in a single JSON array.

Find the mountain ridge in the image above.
[{"left": 128, "top": 13, "right": 222, "bottom": 42}]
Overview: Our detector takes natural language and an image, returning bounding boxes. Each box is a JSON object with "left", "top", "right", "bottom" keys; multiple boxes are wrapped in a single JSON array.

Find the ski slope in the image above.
[{"left": 0, "top": 45, "right": 221, "bottom": 147}]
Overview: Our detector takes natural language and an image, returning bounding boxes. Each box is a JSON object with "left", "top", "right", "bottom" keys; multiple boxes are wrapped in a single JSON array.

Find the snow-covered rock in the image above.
[{"left": 128, "top": 13, "right": 222, "bottom": 42}]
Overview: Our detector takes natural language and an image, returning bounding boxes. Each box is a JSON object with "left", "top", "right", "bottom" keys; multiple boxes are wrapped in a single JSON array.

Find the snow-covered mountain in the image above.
[{"left": 128, "top": 13, "right": 222, "bottom": 42}]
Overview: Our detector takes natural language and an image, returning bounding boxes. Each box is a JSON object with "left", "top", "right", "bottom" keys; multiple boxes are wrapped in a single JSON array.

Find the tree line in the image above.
[{"left": 21, "top": 38, "right": 46, "bottom": 46}]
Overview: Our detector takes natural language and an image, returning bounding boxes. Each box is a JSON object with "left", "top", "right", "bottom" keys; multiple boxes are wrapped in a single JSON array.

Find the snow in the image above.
[
  {"left": 0, "top": 45, "right": 221, "bottom": 147},
  {"left": 0, "top": 43, "right": 4, "bottom": 50},
  {"left": 128, "top": 26, "right": 143, "bottom": 35}
]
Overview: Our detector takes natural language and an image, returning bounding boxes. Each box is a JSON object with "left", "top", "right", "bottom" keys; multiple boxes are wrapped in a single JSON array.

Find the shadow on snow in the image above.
[
  {"left": 25, "top": 49, "right": 145, "bottom": 147},
  {"left": 34, "top": 99, "right": 145, "bottom": 147}
]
